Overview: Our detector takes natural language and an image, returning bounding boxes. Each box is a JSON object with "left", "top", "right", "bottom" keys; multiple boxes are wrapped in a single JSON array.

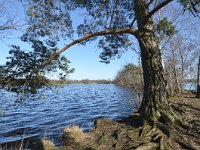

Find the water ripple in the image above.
[{"left": 0, "top": 84, "right": 136, "bottom": 146}]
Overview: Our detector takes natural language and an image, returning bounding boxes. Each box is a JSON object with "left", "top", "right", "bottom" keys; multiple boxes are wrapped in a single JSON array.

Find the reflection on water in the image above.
[{"left": 0, "top": 84, "right": 136, "bottom": 146}]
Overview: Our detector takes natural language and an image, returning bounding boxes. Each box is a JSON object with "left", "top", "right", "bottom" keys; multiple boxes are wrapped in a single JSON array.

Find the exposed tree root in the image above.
[
  {"left": 134, "top": 109, "right": 198, "bottom": 150},
  {"left": 33, "top": 116, "right": 199, "bottom": 150},
  {"left": 127, "top": 102, "right": 200, "bottom": 150},
  {"left": 131, "top": 120, "right": 199, "bottom": 150},
  {"left": 31, "top": 93, "right": 200, "bottom": 150}
]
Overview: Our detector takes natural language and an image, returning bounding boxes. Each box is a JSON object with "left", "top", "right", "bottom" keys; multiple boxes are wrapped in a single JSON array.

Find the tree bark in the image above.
[
  {"left": 167, "top": 63, "right": 174, "bottom": 96},
  {"left": 197, "top": 56, "right": 200, "bottom": 98},
  {"left": 134, "top": 0, "right": 169, "bottom": 123},
  {"left": 173, "top": 63, "right": 181, "bottom": 93},
  {"left": 171, "top": 46, "right": 180, "bottom": 93}
]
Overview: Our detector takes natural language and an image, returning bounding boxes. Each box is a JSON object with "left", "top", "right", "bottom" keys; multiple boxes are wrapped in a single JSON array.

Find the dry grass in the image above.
[
  {"left": 63, "top": 125, "right": 84, "bottom": 140},
  {"left": 0, "top": 140, "right": 25, "bottom": 150},
  {"left": 62, "top": 125, "right": 85, "bottom": 146},
  {"left": 40, "top": 138, "right": 55, "bottom": 150}
]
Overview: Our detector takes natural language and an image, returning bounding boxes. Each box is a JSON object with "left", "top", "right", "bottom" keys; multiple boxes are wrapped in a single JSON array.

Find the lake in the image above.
[{"left": 0, "top": 84, "right": 136, "bottom": 146}]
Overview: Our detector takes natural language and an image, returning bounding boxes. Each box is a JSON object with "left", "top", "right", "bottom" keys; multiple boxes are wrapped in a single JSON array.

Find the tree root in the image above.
[
  {"left": 133, "top": 123, "right": 199, "bottom": 150},
  {"left": 132, "top": 107, "right": 200, "bottom": 150},
  {"left": 38, "top": 100, "right": 199, "bottom": 150}
]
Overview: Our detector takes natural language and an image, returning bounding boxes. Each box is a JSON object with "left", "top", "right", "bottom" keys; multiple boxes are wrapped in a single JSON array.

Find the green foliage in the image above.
[
  {"left": 155, "top": 17, "right": 177, "bottom": 42},
  {"left": 114, "top": 64, "right": 143, "bottom": 88},
  {"left": 21, "top": 0, "right": 134, "bottom": 63},
  {"left": 24, "top": 0, "right": 74, "bottom": 40},
  {"left": 19, "top": 0, "right": 199, "bottom": 64},
  {"left": 0, "top": 39, "right": 74, "bottom": 93}
]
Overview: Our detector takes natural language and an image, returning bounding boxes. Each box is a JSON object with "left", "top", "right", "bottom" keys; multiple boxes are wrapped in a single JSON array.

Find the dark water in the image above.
[{"left": 0, "top": 84, "right": 136, "bottom": 145}]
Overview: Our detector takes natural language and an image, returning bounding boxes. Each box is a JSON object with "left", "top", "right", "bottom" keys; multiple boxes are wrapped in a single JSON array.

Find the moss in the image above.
[
  {"left": 128, "top": 130, "right": 140, "bottom": 140},
  {"left": 126, "top": 141, "right": 142, "bottom": 149}
]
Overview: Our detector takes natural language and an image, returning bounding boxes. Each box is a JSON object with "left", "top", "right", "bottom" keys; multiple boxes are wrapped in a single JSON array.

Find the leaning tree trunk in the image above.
[
  {"left": 134, "top": 0, "right": 174, "bottom": 124},
  {"left": 197, "top": 56, "right": 200, "bottom": 98},
  {"left": 126, "top": 1, "right": 199, "bottom": 149}
]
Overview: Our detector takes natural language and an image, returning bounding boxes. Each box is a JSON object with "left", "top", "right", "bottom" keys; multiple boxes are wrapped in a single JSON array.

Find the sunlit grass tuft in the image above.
[
  {"left": 63, "top": 125, "right": 84, "bottom": 139},
  {"left": 62, "top": 125, "right": 85, "bottom": 146},
  {"left": 40, "top": 138, "right": 55, "bottom": 150}
]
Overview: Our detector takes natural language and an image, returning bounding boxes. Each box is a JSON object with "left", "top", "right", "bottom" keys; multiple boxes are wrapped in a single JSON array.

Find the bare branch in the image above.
[
  {"left": 129, "top": 17, "right": 136, "bottom": 28},
  {"left": 147, "top": 0, "right": 173, "bottom": 19},
  {"left": 148, "top": 0, "right": 155, "bottom": 6},
  {"left": 39, "top": 28, "right": 138, "bottom": 69}
]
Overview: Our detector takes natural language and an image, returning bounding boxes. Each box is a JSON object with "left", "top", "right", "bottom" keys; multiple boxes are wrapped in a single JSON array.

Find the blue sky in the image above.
[
  {"left": 0, "top": 1, "right": 139, "bottom": 80},
  {"left": 0, "top": 32, "right": 139, "bottom": 80},
  {"left": 2, "top": 1, "right": 198, "bottom": 80}
]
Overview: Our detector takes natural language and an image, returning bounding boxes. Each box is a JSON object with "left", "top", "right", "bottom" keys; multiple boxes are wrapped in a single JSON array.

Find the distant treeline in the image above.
[
  {"left": 0, "top": 77, "right": 113, "bottom": 93},
  {"left": 0, "top": 78, "right": 113, "bottom": 86},
  {"left": 49, "top": 79, "right": 113, "bottom": 85},
  {"left": 113, "top": 63, "right": 198, "bottom": 97},
  {"left": 114, "top": 63, "right": 143, "bottom": 89},
  {"left": 113, "top": 63, "right": 143, "bottom": 107}
]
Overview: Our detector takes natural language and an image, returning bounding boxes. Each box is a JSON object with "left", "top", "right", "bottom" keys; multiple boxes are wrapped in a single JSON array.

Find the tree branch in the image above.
[
  {"left": 110, "top": 0, "right": 119, "bottom": 28},
  {"left": 129, "top": 17, "right": 136, "bottom": 28},
  {"left": 147, "top": 0, "right": 173, "bottom": 19},
  {"left": 148, "top": 0, "right": 155, "bottom": 6},
  {"left": 39, "top": 28, "right": 138, "bottom": 69}
]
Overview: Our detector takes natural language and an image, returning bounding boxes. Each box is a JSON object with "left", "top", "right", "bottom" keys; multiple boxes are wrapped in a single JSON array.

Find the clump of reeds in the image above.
[{"left": 62, "top": 125, "right": 84, "bottom": 146}]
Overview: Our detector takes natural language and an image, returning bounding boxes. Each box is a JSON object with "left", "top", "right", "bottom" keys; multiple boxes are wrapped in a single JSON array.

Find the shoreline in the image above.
[{"left": 1, "top": 91, "right": 200, "bottom": 150}]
